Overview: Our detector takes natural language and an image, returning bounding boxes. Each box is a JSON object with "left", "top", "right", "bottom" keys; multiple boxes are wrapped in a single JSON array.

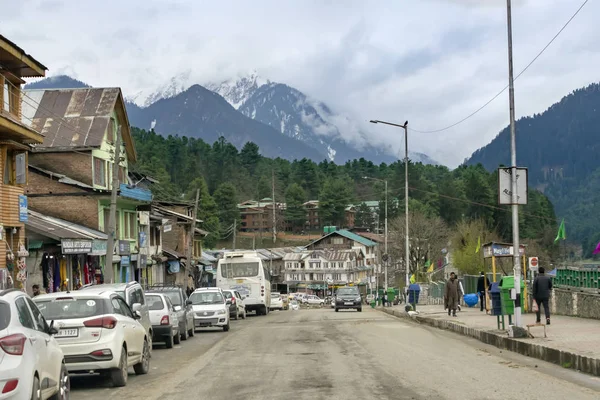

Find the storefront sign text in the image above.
[{"left": 61, "top": 239, "right": 93, "bottom": 254}]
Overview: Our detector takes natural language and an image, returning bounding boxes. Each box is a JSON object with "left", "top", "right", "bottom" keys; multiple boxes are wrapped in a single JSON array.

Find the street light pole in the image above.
[
  {"left": 370, "top": 119, "right": 409, "bottom": 293},
  {"left": 506, "top": 0, "right": 522, "bottom": 328}
]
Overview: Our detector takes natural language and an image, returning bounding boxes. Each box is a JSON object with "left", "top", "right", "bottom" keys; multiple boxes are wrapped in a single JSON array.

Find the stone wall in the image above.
[{"left": 548, "top": 288, "right": 600, "bottom": 320}]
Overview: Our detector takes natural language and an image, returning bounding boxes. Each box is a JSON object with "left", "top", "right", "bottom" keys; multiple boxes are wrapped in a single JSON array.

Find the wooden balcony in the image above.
[{"left": 0, "top": 184, "right": 25, "bottom": 227}]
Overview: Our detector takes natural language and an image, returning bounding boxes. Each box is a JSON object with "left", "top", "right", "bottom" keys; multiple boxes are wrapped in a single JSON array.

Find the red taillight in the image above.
[
  {"left": 1, "top": 379, "right": 18, "bottom": 394},
  {"left": 160, "top": 315, "right": 169, "bottom": 325},
  {"left": 90, "top": 349, "right": 112, "bottom": 357},
  {"left": 84, "top": 316, "right": 117, "bottom": 329},
  {"left": 0, "top": 334, "right": 26, "bottom": 356}
]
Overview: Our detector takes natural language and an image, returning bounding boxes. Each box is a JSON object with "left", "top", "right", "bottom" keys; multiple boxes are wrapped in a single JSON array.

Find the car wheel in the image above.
[
  {"left": 335, "top": 308, "right": 339, "bottom": 312},
  {"left": 181, "top": 323, "right": 189, "bottom": 341},
  {"left": 49, "top": 363, "right": 70, "bottom": 400},
  {"left": 165, "top": 330, "right": 174, "bottom": 349},
  {"left": 133, "top": 339, "right": 150, "bottom": 375},
  {"left": 173, "top": 329, "right": 181, "bottom": 345},
  {"left": 223, "top": 323, "right": 230, "bottom": 332},
  {"left": 110, "top": 346, "right": 128, "bottom": 387},
  {"left": 358, "top": 308, "right": 362, "bottom": 312},
  {"left": 31, "top": 375, "right": 41, "bottom": 400}
]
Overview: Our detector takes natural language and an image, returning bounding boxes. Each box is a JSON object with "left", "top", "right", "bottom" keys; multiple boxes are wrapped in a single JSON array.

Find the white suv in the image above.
[
  {"left": 0, "top": 288, "right": 69, "bottom": 400},
  {"left": 34, "top": 288, "right": 150, "bottom": 387},
  {"left": 188, "top": 288, "right": 230, "bottom": 332},
  {"left": 269, "top": 292, "right": 284, "bottom": 311}
]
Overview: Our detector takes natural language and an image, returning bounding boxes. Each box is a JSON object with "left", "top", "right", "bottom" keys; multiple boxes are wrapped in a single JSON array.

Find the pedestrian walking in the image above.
[
  {"left": 444, "top": 272, "right": 461, "bottom": 317},
  {"left": 477, "top": 271, "right": 491, "bottom": 312},
  {"left": 533, "top": 266, "right": 553, "bottom": 325}
]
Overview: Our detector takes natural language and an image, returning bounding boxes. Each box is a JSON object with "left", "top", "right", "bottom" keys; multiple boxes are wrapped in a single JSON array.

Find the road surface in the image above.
[{"left": 71, "top": 307, "right": 600, "bottom": 400}]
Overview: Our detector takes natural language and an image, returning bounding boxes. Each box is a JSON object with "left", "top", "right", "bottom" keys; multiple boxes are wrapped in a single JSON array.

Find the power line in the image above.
[{"left": 409, "top": 0, "right": 589, "bottom": 134}]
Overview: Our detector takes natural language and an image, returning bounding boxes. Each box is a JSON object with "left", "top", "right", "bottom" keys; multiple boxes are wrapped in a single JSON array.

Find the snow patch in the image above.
[
  {"left": 206, "top": 70, "right": 270, "bottom": 109},
  {"left": 150, "top": 119, "right": 157, "bottom": 130}
]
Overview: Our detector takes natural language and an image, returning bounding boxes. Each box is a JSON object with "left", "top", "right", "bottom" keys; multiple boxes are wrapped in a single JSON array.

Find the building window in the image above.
[
  {"left": 123, "top": 211, "right": 136, "bottom": 239},
  {"left": 94, "top": 157, "right": 106, "bottom": 187},
  {"left": 150, "top": 225, "right": 161, "bottom": 246},
  {"left": 194, "top": 240, "right": 202, "bottom": 258},
  {"left": 3, "top": 150, "right": 27, "bottom": 185},
  {"left": 332, "top": 237, "right": 343, "bottom": 245}
]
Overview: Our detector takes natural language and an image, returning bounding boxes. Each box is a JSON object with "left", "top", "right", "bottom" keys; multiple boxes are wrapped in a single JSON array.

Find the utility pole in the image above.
[
  {"left": 232, "top": 219, "right": 237, "bottom": 250},
  {"left": 186, "top": 189, "right": 200, "bottom": 277},
  {"left": 104, "top": 127, "right": 122, "bottom": 283},
  {"left": 272, "top": 169, "right": 276, "bottom": 244},
  {"left": 384, "top": 179, "right": 388, "bottom": 291},
  {"left": 506, "top": 0, "right": 522, "bottom": 328}
]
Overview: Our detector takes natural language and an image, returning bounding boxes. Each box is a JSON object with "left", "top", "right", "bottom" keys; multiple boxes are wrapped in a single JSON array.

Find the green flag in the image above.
[
  {"left": 475, "top": 236, "right": 481, "bottom": 254},
  {"left": 555, "top": 219, "right": 566, "bottom": 243}
]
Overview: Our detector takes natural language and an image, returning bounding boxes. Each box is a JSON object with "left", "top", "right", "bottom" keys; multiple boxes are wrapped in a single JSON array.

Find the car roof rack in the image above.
[{"left": 0, "top": 288, "right": 22, "bottom": 297}]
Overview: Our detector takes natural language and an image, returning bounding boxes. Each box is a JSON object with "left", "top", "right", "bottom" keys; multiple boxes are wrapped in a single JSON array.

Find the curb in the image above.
[{"left": 382, "top": 308, "right": 600, "bottom": 377}]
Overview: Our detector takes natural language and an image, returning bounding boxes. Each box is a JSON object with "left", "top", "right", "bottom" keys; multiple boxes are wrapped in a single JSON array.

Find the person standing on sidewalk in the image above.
[
  {"left": 477, "top": 272, "right": 491, "bottom": 312},
  {"left": 444, "top": 272, "right": 461, "bottom": 317},
  {"left": 533, "top": 266, "right": 553, "bottom": 325}
]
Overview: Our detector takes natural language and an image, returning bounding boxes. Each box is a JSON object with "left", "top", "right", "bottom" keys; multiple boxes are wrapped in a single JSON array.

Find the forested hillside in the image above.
[{"left": 132, "top": 128, "right": 557, "bottom": 252}]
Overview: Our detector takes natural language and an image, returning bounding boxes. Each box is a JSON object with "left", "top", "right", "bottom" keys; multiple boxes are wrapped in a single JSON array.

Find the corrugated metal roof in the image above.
[
  {"left": 306, "top": 229, "right": 378, "bottom": 248},
  {"left": 26, "top": 210, "right": 107, "bottom": 241},
  {"left": 163, "top": 247, "right": 186, "bottom": 259},
  {"left": 29, "top": 165, "right": 96, "bottom": 190},
  {"left": 283, "top": 252, "right": 309, "bottom": 261}
]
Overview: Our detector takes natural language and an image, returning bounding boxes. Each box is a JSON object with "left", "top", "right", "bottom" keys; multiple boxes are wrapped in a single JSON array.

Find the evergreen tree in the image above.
[
  {"left": 319, "top": 178, "right": 353, "bottom": 227},
  {"left": 285, "top": 183, "right": 306, "bottom": 232},
  {"left": 213, "top": 182, "right": 240, "bottom": 229}
]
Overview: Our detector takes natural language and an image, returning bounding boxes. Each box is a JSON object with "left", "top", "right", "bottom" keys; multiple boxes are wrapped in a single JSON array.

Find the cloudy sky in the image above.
[{"left": 2, "top": 0, "right": 598, "bottom": 167}]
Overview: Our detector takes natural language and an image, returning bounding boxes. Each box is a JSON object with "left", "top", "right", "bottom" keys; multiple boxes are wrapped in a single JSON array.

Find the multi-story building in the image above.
[
  {"left": 0, "top": 35, "right": 47, "bottom": 289},
  {"left": 302, "top": 201, "right": 355, "bottom": 231},
  {"left": 22, "top": 87, "right": 154, "bottom": 288},
  {"left": 305, "top": 229, "right": 378, "bottom": 266},
  {"left": 238, "top": 198, "right": 285, "bottom": 232}
]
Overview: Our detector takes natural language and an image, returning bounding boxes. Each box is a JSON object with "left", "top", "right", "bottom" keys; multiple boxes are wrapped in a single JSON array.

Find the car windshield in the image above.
[
  {"left": 337, "top": 288, "right": 359, "bottom": 296},
  {"left": 189, "top": 292, "right": 224, "bottom": 305},
  {"left": 34, "top": 297, "right": 106, "bottom": 320},
  {"left": 146, "top": 295, "right": 165, "bottom": 310},
  {"left": 163, "top": 291, "right": 182, "bottom": 306},
  {"left": 0, "top": 301, "right": 9, "bottom": 330}
]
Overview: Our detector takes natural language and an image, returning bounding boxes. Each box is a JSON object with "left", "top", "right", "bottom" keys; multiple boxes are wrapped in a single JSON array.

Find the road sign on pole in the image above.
[
  {"left": 528, "top": 257, "right": 539, "bottom": 271},
  {"left": 498, "top": 167, "right": 528, "bottom": 205}
]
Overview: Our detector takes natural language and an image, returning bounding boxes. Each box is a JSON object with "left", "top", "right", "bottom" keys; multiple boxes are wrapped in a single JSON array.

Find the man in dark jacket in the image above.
[
  {"left": 533, "top": 267, "right": 553, "bottom": 325},
  {"left": 476, "top": 272, "right": 491, "bottom": 312}
]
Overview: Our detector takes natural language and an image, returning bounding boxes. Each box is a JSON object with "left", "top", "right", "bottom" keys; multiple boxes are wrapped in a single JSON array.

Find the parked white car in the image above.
[
  {"left": 34, "top": 288, "right": 150, "bottom": 387},
  {"left": 289, "top": 300, "right": 300, "bottom": 311},
  {"left": 269, "top": 292, "right": 284, "bottom": 311},
  {"left": 221, "top": 289, "right": 246, "bottom": 320},
  {"left": 304, "top": 295, "right": 324, "bottom": 306},
  {"left": 0, "top": 288, "right": 69, "bottom": 400},
  {"left": 189, "top": 288, "right": 230, "bottom": 332},
  {"left": 145, "top": 293, "right": 180, "bottom": 349}
]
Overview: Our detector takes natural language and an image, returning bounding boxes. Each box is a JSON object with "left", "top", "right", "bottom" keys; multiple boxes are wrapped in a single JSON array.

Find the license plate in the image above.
[
  {"left": 236, "top": 279, "right": 244, "bottom": 284},
  {"left": 56, "top": 329, "right": 78, "bottom": 338},
  {"left": 344, "top": 302, "right": 353, "bottom": 305},
  {"left": 196, "top": 322, "right": 210, "bottom": 327}
]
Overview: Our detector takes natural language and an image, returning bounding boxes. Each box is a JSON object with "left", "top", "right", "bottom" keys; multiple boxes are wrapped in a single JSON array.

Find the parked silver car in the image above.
[{"left": 146, "top": 284, "right": 195, "bottom": 341}]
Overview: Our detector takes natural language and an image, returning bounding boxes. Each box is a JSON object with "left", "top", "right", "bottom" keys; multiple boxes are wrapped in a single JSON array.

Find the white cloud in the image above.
[{"left": 2, "top": 0, "right": 598, "bottom": 167}]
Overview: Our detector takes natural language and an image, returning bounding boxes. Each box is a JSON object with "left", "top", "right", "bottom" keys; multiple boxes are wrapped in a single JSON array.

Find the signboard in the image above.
[
  {"left": 483, "top": 243, "right": 525, "bottom": 258},
  {"left": 498, "top": 167, "right": 528, "bottom": 205},
  {"left": 139, "top": 231, "right": 147, "bottom": 248},
  {"left": 90, "top": 240, "right": 107, "bottom": 256},
  {"left": 528, "top": 257, "right": 539, "bottom": 271},
  {"left": 138, "top": 211, "right": 149, "bottom": 226},
  {"left": 163, "top": 224, "right": 172, "bottom": 233},
  {"left": 118, "top": 240, "right": 131, "bottom": 255},
  {"left": 18, "top": 195, "right": 28, "bottom": 222},
  {"left": 61, "top": 239, "right": 93, "bottom": 254},
  {"left": 138, "top": 254, "right": 147, "bottom": 268},
  {"left": 121, "top": 255, "right": 130, "bottom": 267}
]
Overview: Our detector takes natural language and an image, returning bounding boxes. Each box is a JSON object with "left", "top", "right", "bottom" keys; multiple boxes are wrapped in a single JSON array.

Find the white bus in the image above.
[{"left": 216, "top": 252, "right": 271, "bottom": 316}]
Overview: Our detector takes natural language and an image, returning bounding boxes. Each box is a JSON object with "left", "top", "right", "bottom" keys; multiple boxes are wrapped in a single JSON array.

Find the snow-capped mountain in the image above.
[
  {"left": 205, "top": 71, "right": 268, "bottom": 109},
  {"left": 128, "top": 70, "right": 194, "bottom": 107}
]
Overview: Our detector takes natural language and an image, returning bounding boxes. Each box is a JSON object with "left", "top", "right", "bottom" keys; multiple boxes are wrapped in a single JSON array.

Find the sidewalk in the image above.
[{"left": 380, "top": 304, "right": 600, "bottom": 376}]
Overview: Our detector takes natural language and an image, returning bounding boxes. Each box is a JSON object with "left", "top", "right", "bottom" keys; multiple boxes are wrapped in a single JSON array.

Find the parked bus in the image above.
[{"left": 216, "top": 252, "right": 271, "bottom": 315}]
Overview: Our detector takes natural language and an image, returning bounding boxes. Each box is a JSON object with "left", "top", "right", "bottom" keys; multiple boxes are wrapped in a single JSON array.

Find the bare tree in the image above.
[{"left": 388, "top": 211, "right": 450, "bottom": 279}]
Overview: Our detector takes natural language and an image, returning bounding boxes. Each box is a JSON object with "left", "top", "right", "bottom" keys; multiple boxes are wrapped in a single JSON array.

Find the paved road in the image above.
[{"left": 71, "top": 308, "right": 600, "bottom": 400}]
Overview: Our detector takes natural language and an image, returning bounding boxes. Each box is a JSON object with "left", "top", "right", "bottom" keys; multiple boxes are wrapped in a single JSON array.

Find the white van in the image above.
[{"left": 216, "top": 252, "right": 271, "bottom": 315}]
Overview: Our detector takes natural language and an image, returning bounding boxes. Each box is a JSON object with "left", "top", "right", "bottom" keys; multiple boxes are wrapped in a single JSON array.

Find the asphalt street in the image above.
[{"left": 70, "top": 307, "right": 600, "bottom": 400}]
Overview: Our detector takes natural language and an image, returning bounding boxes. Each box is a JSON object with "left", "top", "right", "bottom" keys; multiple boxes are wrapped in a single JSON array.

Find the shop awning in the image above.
[
  {"left": 26, "top": 210, "right": 108, "bottom": 242},
  {"left": 163, "top": 247, "right": 186, "bottom": 260}
]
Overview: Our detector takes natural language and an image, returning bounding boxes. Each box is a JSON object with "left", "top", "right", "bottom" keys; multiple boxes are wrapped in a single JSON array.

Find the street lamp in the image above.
[
  {"left": 363, "top": 176, "right": 388, "bottom": 291},
  {"left": 370, "top": 119, "right": 410, "bottom": 292}
]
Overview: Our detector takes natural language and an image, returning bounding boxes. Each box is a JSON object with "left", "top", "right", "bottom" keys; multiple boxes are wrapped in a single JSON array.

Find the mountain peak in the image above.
[
  {"left": 205, "top": 71, "right": 271, "bottom": 109},
  {"left": 24, "top": 75, "right": 91, "bottom": 90}
]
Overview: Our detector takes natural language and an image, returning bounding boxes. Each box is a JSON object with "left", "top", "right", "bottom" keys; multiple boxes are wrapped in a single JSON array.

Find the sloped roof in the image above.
[
  {"left": 22, "top": 88, "right": 136, "bottom": 162},
  {"left": 306, "top": 229, "right": 378, "bottom": 248},
  {"left": 26, "top": 210, "right": 107, "bottom": 241},
  {"left": 0, "top": 34, "right": 47, "bottom": 77}
]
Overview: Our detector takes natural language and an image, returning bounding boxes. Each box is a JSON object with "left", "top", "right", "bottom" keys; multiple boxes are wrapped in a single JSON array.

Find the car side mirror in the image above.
[
  {"left": 132, "top": 303, "right": 142, "bottom": 313},
  {"left": 185, "top": 299, "right": 192, "bottom": 306},
  {"left": 134, "top": 310, "right": 142, "bottom": 320},
  {"left": 173, "top": 305, "right": 182, "bottom": 312},
  {"left": 47, "top": 320, "right": 58, "bottom": 335}
]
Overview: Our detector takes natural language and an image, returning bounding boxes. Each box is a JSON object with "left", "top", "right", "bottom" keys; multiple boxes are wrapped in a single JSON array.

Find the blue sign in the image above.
[
  {"left": 18, "top": 195, "right": 27, "bottom": 222},
  {"left": 121, "top": 256, "right": 130, "bottom": 267}
]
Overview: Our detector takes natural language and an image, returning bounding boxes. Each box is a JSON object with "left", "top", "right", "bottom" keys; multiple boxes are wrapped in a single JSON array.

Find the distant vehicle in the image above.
[
  {"left": 290, "top": 300, "right": 300, "bottom": 311},
  {"left": 146, "top": 284, "right": 195, "bottom": 341},
  {"left": 189, "top": 288, "right": 231, "bottom": 332},
  {"left": 0, "top": 288, "right": 69, "bottom": 399},
  {"left": 221, "top": 289, "right": 246, "bottom": 320},
  {"left": 335, "top": 286, "right": 362, "bottom": 312},
  {"left": 34, "top": 287, "right": 150, "bottom": 387},
  {"left": 304, "top": 295, "right": 324, "bottom": 306},
  {"left": 216, "top": 251, "right": 271, "bottom": 315},
  {"left": 330, "top": 298, "right": 335, "bottom": 308},
  {"left": 80, "top": 281, "right": 153, "bottom": 351},
  {"left": 282, "top": 296, "right": 289, "bottom": 310},
  {"left": 270, "top": 292, "right": 284, "bottom": 311},
  {"left": 145, "top": 293, "right": 180, "bottom": 349}
]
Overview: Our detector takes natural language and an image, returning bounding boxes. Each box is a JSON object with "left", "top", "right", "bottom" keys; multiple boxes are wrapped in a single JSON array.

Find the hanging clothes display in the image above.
[
  {"left": 73, "top": 257, "right": 82, "bottom": 289},
  {"left": 83, "top": 260, "right": 90, "bottom": 285},
  {"left": 53, "top": 258, "right": 61, "bottom": 292},
  {"left": 59, "top": 258, "right": 67, "bottom": 291}
]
